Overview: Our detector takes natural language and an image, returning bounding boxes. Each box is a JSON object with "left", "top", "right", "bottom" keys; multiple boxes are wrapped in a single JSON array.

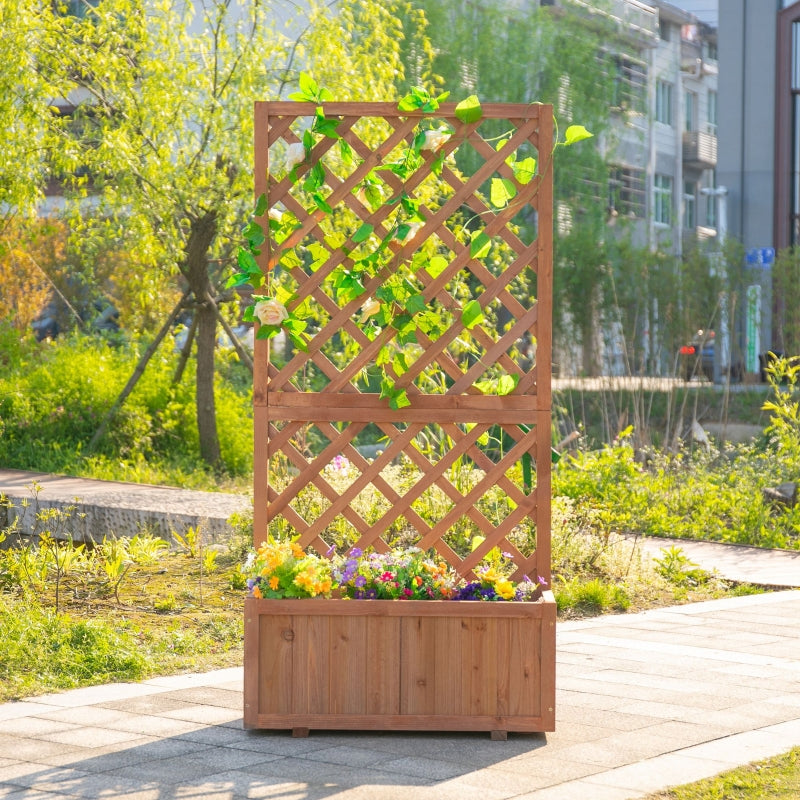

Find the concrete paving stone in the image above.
[
  {"left": 243, "top": 755, "right": 434, "bottom": 787},
  {"left": 557, "top": 690, "right": 635, "bottom": 712},
  {"left": 426, "top": 773, "right": 534, "bottom": 800},
  {"left": 70, "top": 734, "right": 214, "bottom": 769},
  {"left": 172, "top": 771, "right": 307, "bottom": 800},
  {"left": 351, "top": 754, "right": 466, "bottom": 782},
  {"left": 30, "top": 683, "right": 172, "bottom": 709},
  {"left": 554, "top": 705, "right": 664, "bottom": 732},
  {"left": 154, "top": 687, "right": 242, "bottom": 709},
  {"left": 511, "top": 778, "right": 647, "bottom": 800},
  {"left": 83, "top": 712, "right": 205, "bottom": 738},
  {"left": 445, "top": 763, "right": 588, "bottom": 797},
  {"left": 535, "top": 722, "right": 616, "bottom": 748},
  {"left": 299, "top": 745, "right": 400, "bottom": 769},
  {"left": 0, "top": 762, "right": 84, "bottom": 786},
  {"left": 0, "top": 703, "right": 60, "bottom": 723},
  {"left": 0, "top": 717, "right": 81, "bottom": 738},
  {"left": 679, "top": 727, "right": 800, "bottom": 764},
  {"left": 158, "top": 704, "right": 243, "bottom": 725},
  {"left": 0, "top": 790, "right": 60, "bottom": 800},
  {"left": 141, "top": 667, "right": 243, "bottom": 689},
  {"left": 634, "top": 719, "right": 735, "bottom": 745},
  {"left": 37, "top": 726, "right": 145, "bottom": 750},
  {"left": 111, "top": 753, "right": 241, "bottom": 784},
  {"left": 0, "top": 737, "right": 86, "bottom": 764},
  {"left": 584, "top": 751, "right": 739, "bottom": 793},
  {"left": 25, "top": 771, "right": 163, "bottom": 799},
  {"left": 34, "top": 705, "right": 151, "bottom": 729},
  {"left": 96, "top": 694, "right": 203, "bottom": 716}
]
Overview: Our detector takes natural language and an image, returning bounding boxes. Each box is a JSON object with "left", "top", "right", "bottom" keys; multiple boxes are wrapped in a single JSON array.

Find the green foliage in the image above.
[
  {"left": 0, "top": 596, "right": 148, "bottom": 698},
  {"left": 555, "top": 577, "right": 631, "bottom": 615},
  {"left": 653, "top": 546, "right": 709, "bottom": 587},
  {"left": 0, "top": 336, "right": 252, "bottom": 482}
]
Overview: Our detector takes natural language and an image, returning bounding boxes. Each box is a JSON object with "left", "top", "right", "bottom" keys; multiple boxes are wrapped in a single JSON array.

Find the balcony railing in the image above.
[
  {"left": 683, "top": 130, "right": 717, "bottom": 170},
  {"left": 547, "top": 0, "right": 660, "bottom": 43}
]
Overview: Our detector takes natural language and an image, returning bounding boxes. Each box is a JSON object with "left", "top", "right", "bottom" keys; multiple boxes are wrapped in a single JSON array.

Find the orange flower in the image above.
[{"left": 269, "top": 575, "right": 280, "bottom": 590}]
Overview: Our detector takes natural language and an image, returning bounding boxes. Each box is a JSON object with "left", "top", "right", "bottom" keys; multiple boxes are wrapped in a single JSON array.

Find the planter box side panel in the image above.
[{"left": 244, "top": 598, "right": 556, "bottom": 732}]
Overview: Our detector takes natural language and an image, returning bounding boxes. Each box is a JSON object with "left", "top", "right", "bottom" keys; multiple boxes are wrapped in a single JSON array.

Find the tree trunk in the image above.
[{"left": 184, "top": 211, "right": 222, "bottom": 471}]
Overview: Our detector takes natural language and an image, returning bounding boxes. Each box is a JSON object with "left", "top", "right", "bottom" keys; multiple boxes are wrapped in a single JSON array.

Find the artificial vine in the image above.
[{"left": 229, "top": 74, "right": 591, "bottom": 409}]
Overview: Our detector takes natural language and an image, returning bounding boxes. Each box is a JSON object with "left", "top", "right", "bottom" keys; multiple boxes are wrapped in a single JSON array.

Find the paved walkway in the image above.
[{"left": 2, "top": 590, "right": 799, "bottom": 800}]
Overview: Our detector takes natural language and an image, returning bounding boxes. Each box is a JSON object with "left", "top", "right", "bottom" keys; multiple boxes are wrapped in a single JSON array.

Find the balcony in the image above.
[
  {"left": 683, "top": 130, "right": 717, "bottom": 170},
  {"left": 545, "top": 0, "right": 659, "bottom": 45}
]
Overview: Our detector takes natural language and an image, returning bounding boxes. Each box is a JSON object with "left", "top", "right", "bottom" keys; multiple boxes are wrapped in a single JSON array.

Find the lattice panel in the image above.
[{"left": 253, "top": 101, "right": 553, "bottom": 583}]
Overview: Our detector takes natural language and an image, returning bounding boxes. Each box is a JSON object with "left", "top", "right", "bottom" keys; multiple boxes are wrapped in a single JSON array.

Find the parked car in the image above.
[
  {"left": 680, "top": 329, "right": 714, "bottom": 381},
  {"left": 680, "top": 329, "right": 743, "bottom": 382}
]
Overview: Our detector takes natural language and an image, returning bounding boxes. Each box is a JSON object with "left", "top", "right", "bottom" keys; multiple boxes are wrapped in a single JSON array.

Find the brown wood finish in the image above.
[
  {"left": 246, "top": 100, "right": 556, "bottom": 733},
  {"left": 243, "top": 594, "right": 556, "bottom": 732}
]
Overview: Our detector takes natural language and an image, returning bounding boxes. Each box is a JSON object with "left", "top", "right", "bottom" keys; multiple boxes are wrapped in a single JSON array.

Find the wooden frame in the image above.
[{"left": 246, "top": 100, "right": 555, "bottom": 734}]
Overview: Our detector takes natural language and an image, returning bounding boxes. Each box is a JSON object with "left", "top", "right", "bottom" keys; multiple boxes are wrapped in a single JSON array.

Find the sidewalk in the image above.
[{"left": 2, "top": 590, "right": 799, "bottom": 800}]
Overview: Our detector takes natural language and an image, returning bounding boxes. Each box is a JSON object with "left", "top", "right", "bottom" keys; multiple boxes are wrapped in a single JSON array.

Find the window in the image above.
[
  {"left": 612, "top": 56, "right": 647, "bottom": 113},
  {"left": 685, "top": 90, "right": 697, "bottom": 132},
  {"left": 708, "top": 90, "right": 718, "bottom": 133},
  {"left": 656, "top": 80, "right": 673, "bottom": 125},
  {"left": 683, "top": 181, "right": 696, "bottom": 229},
  {"left": 659, "top": 19, "right": 671, "bottom": 41},
  {"left": 654, "top": 174, "right": 673, "bottom": 225},
  {"left": 608, "top": 166, "right": 646, "bottom": 218}
]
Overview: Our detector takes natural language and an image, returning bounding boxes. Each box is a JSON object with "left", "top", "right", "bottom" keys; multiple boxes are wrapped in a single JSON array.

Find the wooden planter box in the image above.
[{"left": 243, "top": 593, "right": 556, "bottom": 735}]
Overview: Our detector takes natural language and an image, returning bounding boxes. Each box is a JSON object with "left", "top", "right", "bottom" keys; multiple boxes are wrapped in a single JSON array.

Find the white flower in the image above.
[
  {"left": 360, "top": 297, "right": 381, "bottom": 319},
  {"left": 421, "top": 128, "right": 450, "bottom": 152},
  {"left": 283, "top": 142, "right": 306, "bottom": 172},
  {"left": 268, "top": 207, "right": 283, "bottom": 222},
  {"left": 254, "top": 298, "right": 289, "bottom": 327}
]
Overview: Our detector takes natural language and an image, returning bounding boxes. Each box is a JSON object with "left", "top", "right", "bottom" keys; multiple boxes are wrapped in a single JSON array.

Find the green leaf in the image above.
[
  {"left": 426, "top": 255, "right": 448, "bottom": 278},
  {"left": 564, "top": 125, "right": 593, "bottom": 145},
  {"left": 242, "top": 221, "right": 265, "bottom": 248},
  {"left": 455, "top": 95, "right": 482, "bottom": 123},
  {"left": 236, "top": 246, "right": 258, "bottom": 273},
  {"left": 512, "top": 157, "right": 537, "bottom": 184},
  {"left": 462, "top": 299, "right": 484, "bottom": 329},
  {"left": 404, "top": 293, "right": 427, "bottom": 315},
  {"left": 490, "top": 177, "right": 516, "bottom": 208},
  {"left": 470, "top": 231, "right": 491, "bottom": 259},
  {"left": 352, "top": 223, "right": 374, "bottom": 244},
  {"left": 496, "top": 373, "right": 520, "bottom": 395},
  {"left": 303, "top": 161, "right": 325, "bottom": 192},
  {"left": 339, "top": 138, "right": 353, "bottom": 164},
  {"left": 311, "top": 192, "right": 332, "bottom": 214},
  {"left": 254, "top": 193, "right": 268, "bottom": 217}
]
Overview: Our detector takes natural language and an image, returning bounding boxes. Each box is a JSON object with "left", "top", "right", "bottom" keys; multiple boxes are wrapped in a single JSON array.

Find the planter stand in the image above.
[{"left": 246, "top": 100, "right": 556, "bottom": 735}]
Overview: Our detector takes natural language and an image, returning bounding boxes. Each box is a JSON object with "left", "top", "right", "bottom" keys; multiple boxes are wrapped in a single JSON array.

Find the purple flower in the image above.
[{"left": 354, "top": 574, "right": 367, "bottom": 588}]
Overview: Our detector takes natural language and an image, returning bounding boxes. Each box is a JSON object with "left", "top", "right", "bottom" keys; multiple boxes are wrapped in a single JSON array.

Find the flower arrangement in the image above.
[
  {"left": 331, "top": 547, "right": 460, "bottom": 600},
  {"left": 243, "top": 541, "right": 547, "bottom": 602},
  {"left": 245, "top": 537, "right": 332, "bottom": 598}
]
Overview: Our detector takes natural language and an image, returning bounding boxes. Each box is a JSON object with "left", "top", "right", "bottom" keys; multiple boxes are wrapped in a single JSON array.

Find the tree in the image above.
[
  {"left": 403, "top": 0, "right": 630, "bottom": 375},
  {"left": 9, "top": 0, "right": 426, "bottom": 471}
]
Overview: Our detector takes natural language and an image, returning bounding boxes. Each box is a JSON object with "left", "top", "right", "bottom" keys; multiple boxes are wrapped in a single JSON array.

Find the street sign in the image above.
[{"left": 746, "top": 247, "right": 775, "bottom": 267}]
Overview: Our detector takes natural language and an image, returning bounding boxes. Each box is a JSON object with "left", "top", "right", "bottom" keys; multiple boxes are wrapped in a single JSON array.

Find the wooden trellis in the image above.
[{"left": 252, "top": 101, "right": 553, "bottom": 587}]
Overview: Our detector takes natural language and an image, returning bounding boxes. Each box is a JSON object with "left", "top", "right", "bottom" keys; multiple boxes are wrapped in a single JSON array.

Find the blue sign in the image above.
[{"left": 746, "top": 247, "right": 775, "bottom": 267}]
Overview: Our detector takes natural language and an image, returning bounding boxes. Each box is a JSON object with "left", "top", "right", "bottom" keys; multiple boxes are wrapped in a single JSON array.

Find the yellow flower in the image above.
[{"left": 269, "top": 575, "right": 280, "bottom": 591}]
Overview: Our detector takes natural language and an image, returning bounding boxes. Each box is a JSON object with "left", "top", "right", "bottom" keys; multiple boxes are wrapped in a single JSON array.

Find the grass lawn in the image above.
[{"left": 644, "top": 748, "right": 800, "bottom": 799}]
